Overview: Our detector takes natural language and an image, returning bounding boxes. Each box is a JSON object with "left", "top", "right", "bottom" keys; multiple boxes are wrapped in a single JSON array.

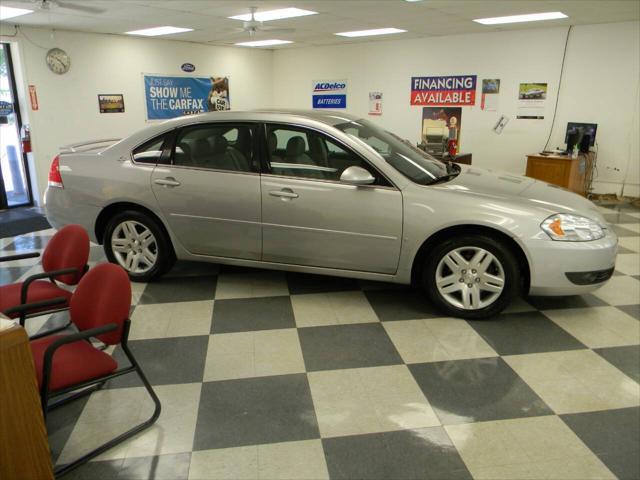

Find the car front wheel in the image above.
[
  {"left": 422, "top": 235, "right": 520, "bottom": 319},
  {"left": 104, "top": 210, "right": 175, "bottom": 282}
]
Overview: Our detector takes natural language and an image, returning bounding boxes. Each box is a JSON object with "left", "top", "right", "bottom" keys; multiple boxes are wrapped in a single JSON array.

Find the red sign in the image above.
[
  {"left": 28, "top": 85, "right": 39, "bottom": 111},
  {"left": 410, "top": 75, "right": 477, "bottom": 106}
]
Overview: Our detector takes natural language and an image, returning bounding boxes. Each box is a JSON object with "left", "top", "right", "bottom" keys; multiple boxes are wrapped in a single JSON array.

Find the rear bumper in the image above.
[
  {"left": 44, "top": 187, "right": 101, "bottom": 243},
  {"left": 527, "top": 230, "right": 617, "bottom": 296}
]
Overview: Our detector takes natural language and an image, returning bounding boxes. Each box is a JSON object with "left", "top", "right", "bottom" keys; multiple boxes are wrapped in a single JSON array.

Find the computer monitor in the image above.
[{"left": 565, "top": 122, "right": 597, "bottom": 148}]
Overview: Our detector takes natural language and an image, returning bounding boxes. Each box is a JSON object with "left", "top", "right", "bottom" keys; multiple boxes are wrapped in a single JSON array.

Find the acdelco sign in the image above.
[
  {"left": 313, "top": 82, "right": 347, "bottom": 92},
  {"left": 312, "top": 78, "right": 347, "bottom": 109}
]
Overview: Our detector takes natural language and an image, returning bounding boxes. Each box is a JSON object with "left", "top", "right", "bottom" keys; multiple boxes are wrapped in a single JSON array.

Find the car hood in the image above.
[{"left": 442, "top": 166, "right": 605, "bottom": 223}]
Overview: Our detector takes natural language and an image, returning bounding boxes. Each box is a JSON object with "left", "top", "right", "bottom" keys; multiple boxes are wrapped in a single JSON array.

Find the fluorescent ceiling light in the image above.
[
  {"left": 230, "top": 8, "right": 317, "bottom": 22},
  {"left": 0, "top": 5, "right": 33, "bottom": 20},
  {"left": 473, "top": 12, "right": 567, "bottom": 25},
  {"left": 335, "top": 28, "right": 407, "bottom": 38},
  {"left": 125, "top": 26, "right": 193, "bottom": 36},
  {"left": 235, "top": 39, "right": 293, "bottom": 47}
]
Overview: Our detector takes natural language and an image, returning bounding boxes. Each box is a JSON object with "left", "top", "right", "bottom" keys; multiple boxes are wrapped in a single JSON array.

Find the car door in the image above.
[
  {"left": 151, "top": 122, "right": 261, "bottom": 260},
  {"left": 261, "top": 124, "right": 403, "bottom": 274}
]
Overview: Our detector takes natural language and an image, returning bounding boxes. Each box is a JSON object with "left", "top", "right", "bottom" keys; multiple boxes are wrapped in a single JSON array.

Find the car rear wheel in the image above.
[
  {"left": 104, "top": 210, "right": 175, "bottom": 282},
  {"left": 422, "top": 235, "right": 520, "bottom": 319}
]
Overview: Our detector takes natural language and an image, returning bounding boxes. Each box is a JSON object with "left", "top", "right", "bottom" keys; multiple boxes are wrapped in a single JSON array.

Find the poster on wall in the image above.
[
  {"left": 143, "top": 74, "right": 230, "bottom": 120},
  {"left": 312, "top": 79, "right": 347, "bottom": 109},
  {"left": 421, "top": 107, "right": 462, "bottom": 157},
  {"left": 98, "top": 94, "right": 125, "bottom": 113},
  {"left": 481, "top": 79, "right": 500, "bottom": 111},
  {"left": 516, "top": 82, "right": 547, "bottom": 120},
  {"left": 368, "top": 92, "right": 382, "bottom": 116},
  {"left": 410, "top": 75, "right": 476, "bottom": 106}
]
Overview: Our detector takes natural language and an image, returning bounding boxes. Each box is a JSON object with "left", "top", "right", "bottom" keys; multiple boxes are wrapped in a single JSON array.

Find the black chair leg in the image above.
[{"left": 49, "top": 349, "right": 161, "bottom": 478}]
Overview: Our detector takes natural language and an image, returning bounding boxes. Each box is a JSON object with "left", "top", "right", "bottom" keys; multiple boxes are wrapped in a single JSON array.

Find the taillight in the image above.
[{"left": 48, "top": 155, "right": 64, "bottom": 188}]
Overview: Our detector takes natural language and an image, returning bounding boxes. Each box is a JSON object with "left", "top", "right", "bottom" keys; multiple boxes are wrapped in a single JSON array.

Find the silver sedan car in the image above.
[{"left": 45, "top": 110, "right": 617, "bottom": 318}]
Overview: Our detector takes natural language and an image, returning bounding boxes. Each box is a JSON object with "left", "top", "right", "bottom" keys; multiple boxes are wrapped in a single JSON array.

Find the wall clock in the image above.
[{"left": 46, "top": 48, "right": 71, "bottom": 75}]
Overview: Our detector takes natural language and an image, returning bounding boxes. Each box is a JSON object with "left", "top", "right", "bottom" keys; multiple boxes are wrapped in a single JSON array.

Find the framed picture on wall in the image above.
[{"left": 98, "top": 94, "right": 125, "bottom": 113}]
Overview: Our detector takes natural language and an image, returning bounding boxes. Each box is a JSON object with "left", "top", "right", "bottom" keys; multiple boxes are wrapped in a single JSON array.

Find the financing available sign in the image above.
[
  {"left": 143, "top": 74, "right": 230, "bottom": 120},
  {"left": 410, "top": 75, "right": 477, "bottom": 106},
  {"left": 312, "top": 79, "right": 347, "bottom": 109}
]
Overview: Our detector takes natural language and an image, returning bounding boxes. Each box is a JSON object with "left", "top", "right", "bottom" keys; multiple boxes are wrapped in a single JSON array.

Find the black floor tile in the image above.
[
  {"left": 526, "top": 294, "right": 608, "bottom": 310},
  {"left": 194, "top": 374, "right": 320, "bottom": 450},
  {"left": 0, "top": 265, "right": 32, "bottom": 283},
  {"left": 62, "top": 458, "right": 123, "bottom": 480},
  {"left": 364, "top": 289, "right": 440, "bottom": 321},
  {"left": 617, "top": 245, "right": 636, "bottom": 254},
  {"left": 611, "top": 224, "right": 639, "bottom": 238},
  {"left": 138, "top": 275, "right": 217, "bottom": 304},
  {"left": 298, "top": 323, "right": 403, "bottom": 371},
  {"left": 165, "top": 260, "right": 221, "bottom": 278},
  {"left": 107, "top": 336, "right": 208, "bottom": 388},
  {"left": 617, "top": 304, "right": 640, "bottom": 321},
  {"left": 561, "top": 407, "right": 640, "bottom": 480},
  {"left": 602, "top": 212, "right": 640, "bottom": 225},
  {"left": 88, "top": 246, "right": 107, "bottom": 263},
  {"left": 286, "top": 272, "right": 360, "bottom": 294},
  {"left": 322, "top": 427, "right": 472, "bottom": 480},
  {"left": 409, "top": 357, "right": 553, "bottom": 424},
  {"left": 46, "top": 395, "right": 91, "bottom": 464},
  {"left": 211, "top": 296, "right": 295, "bottom": 333},
  {"left": 468, "top": 311, "right": 586, "bottom": 355},
  {"left": 594, "top": 345, "right": 640, "bottom": 382}
]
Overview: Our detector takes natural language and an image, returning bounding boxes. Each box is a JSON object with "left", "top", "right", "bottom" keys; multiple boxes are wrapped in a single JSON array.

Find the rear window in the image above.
[{"left": 132, "top": 134, "right": 167, "bottom": 164}]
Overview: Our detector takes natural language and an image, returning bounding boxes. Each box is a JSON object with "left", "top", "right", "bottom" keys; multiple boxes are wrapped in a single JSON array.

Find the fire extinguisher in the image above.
[
  {"left": 21, "top": 124, "right": 32, "bottom": 153},
  {"left": 448, "top": 138, "right": 458, "bottom": 157}
]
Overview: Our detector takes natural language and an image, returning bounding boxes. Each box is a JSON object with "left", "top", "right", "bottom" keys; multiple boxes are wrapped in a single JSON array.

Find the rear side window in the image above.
[{"left": 132, "top": 134, "right": 167, "bottom": 164}]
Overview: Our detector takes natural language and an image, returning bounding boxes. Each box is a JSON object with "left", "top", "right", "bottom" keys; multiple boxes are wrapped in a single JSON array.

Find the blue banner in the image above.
[
  {"left": 144, "top": 75, "right": 230, "bottom": 120},
  {"left": 312, "top": 94, "right": 347, "bottom": 109}
]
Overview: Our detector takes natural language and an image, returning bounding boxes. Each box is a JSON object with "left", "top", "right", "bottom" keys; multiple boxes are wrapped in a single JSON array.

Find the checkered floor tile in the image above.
[{"left": 1, "top": 202, "right": 639, "bottom": 480}]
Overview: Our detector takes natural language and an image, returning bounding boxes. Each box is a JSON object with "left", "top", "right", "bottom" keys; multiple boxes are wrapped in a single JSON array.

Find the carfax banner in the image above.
[
  {"left": 312, "top": 79, "right": 347, "bottom": 109},
  {"left": 144, "top": 74, "right": 230, "bottom": 120},
  {"left": 410, "top": 75, "right": 477, "bottom": 106}
]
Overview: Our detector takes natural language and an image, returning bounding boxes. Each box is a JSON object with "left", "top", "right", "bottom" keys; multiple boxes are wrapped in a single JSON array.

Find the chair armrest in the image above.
[
  {"left": 3, "top": 296, "right": 68, "bottom": 322},
  {"left": 0, "top": 252, "right": 40, "bottom": 263},
  {"left": 41, "top": 323, "right": 119, "bottom": 393},
  {"left": 21, "top": 267, "right": 79, "bottom": 304}
]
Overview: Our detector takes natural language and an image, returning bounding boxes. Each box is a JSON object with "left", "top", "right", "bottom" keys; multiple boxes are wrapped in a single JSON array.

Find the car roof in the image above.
[{"left": 116, "top": 109, "right": 363, "bottom": 152}]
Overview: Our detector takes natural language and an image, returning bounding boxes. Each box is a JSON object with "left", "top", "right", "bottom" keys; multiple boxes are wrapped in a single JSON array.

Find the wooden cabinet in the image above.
[
  {"left": 0, "top": 324, "right": 54, "bottom": 480},
  {"left": 525, "top": 153, "right": 594, "bottom": 196}
]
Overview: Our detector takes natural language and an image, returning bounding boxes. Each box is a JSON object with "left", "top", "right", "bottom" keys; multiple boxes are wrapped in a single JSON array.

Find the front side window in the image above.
[
  {"left": 173, "top": 124, "right": 254, "bottom": 172},
  {"left": 132, "top": 134, "right": 167, "bottom": 164},
  {"left": 266, "top": 125, "right": 385, "bottom": 184},
  {"left": 333, "top": 118, "right": 454, "bottom": 185}
]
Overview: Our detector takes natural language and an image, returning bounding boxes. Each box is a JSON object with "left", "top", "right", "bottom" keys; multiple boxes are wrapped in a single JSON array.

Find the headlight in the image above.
[{"left": 541, "top": 214, "right": 605, "bottom": 241}]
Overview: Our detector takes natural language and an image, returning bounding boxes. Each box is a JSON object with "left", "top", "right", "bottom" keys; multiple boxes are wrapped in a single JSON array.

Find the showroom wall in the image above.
[
  {"left": 272, "top": 21, "right": 640, "bottom": 196},
  {"left": 1, "top": 27, "right": 273, "bottom": 202}
]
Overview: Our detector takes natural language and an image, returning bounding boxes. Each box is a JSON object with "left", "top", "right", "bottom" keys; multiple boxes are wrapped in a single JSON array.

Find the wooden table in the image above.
[
  {"left": 0, "top": 319, "right": 54, "bottom": 480},
  {"left": 525, "top": 152, "right": 595, "bottom": 196}
]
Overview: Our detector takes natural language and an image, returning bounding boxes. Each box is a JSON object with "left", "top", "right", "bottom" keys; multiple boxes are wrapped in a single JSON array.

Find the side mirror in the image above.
[{"left": 340, "top": 166, "right": 375, "bottom": 185}]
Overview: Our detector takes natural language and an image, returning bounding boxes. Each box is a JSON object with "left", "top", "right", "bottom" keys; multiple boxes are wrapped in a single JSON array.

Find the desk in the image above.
[
  {"left": 525, "top": 152, "right": 595, "bottom": 196},
  {"left": 0, "top": 320, "right": 54, "bottom": 480}
]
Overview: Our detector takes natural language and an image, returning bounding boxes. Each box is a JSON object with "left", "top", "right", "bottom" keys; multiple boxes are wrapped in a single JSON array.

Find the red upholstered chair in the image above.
[
  {"left": 30, "top": 263, "right": 161, "bottom": 476},
  {"left": 0, "top": 224, "right": 90, "bottom": 331}
]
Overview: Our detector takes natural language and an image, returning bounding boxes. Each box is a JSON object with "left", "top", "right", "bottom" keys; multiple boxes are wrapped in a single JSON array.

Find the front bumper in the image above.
[{"left": 527, "top": 230, "right": 618, "bottom": 296}]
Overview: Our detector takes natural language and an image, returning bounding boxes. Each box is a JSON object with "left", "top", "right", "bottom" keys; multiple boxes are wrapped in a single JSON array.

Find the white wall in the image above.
[
  {"left": 1, "top": 27, "right": 273, "bottom": 203},
  {"left": 272, "top": 22, "right": 640, "bottom": 196}
]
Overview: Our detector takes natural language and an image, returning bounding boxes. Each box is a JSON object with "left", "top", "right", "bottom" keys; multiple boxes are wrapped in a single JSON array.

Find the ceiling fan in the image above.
[
  {"left": 231, "top": 6, "right": 295, "bottom": 37},
  {"left": 33, "top": 0, "right": 106, "bottom": 15}
]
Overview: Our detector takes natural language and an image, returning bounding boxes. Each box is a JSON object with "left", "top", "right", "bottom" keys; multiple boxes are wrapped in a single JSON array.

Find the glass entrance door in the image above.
[{"left": 0, "top": 43, "right": 32, "bottom": 208}]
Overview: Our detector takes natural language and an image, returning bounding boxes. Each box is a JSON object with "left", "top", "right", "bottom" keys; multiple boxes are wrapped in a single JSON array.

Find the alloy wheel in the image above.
[
  {"left": 111, "top": 220, "right": 158, "bottom": 274},
  {"left": 435, "top": 246, "right": 505, "bottom": 310}
]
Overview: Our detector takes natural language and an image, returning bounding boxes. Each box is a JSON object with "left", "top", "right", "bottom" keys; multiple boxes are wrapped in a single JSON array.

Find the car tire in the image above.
[
  {"left": 103, "top": 210, "right": 175, "bottom": 282},
  {"left": 421, "top": 235, "right": 520, "bottom": 319}
]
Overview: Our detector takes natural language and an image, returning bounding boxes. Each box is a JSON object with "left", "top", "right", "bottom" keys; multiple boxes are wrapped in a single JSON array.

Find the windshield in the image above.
[{"left": 333, "top": 118, "right": 451, "bottom": 185}]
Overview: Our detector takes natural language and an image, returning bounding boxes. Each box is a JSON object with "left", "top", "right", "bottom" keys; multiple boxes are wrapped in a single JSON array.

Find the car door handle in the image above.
[
  {"left": 154, "top": 177, "right": 181, "bottom": 187},
  {"left": 269, "top": 189, "right": 299, "bottom": 199}
]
